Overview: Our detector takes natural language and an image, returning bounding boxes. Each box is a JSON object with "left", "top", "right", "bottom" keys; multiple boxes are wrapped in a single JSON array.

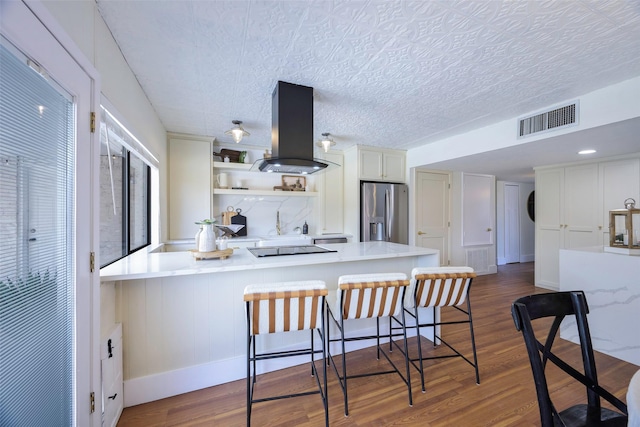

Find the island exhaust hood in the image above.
[{"left": 253, "top": 81, "right": 333, "bottom": 174}]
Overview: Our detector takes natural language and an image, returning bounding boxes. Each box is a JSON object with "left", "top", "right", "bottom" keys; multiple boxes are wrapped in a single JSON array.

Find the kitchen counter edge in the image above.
[{"left": 100, "top": 241, "right": 439, "bottom": 282}]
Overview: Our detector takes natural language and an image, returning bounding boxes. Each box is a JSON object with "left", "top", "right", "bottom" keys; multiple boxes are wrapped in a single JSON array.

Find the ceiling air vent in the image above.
[{"left": 518, "top": 101, "right": 579, "bottom": 138}]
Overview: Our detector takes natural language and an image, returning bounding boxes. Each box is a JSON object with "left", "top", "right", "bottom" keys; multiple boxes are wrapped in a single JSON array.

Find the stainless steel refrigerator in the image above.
[{"left": 360, "top": 181, "right": 408, "bottom": 244}]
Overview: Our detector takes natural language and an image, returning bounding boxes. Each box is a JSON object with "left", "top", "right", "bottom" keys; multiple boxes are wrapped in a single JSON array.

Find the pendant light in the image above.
[
  {"left": 225, "top": 120, "right": 250, "bottom": 143},
  {"left": 316, "top": 132, "right": 335, "bottom": 153}
]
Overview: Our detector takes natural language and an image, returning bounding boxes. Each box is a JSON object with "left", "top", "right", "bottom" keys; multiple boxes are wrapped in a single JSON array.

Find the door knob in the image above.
[
  {"left": 486, "top": 228, "right": 492, "bottom": 232},
  {"left": 417, "top": 231, "right": 425, "bottom": 235}
]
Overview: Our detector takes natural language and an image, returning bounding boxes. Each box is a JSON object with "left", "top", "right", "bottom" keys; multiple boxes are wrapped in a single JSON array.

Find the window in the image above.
[{"left": 99, "top": 106, "right": 152, "bottom": 267}]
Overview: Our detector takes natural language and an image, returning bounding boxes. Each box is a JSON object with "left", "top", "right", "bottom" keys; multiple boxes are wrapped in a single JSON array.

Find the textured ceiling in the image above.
[{"left": 96, "top": 0, "right": 640, "bottom": 178}]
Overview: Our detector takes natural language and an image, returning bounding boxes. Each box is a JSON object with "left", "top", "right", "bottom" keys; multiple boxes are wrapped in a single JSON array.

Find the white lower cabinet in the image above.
[{"left": 101, "top": 323, "right": 123, "bottom": 427}]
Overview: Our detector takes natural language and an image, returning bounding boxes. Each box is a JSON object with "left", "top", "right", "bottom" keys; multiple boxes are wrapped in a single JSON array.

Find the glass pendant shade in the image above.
[
  {"left": 225, "top": 120, "right": 249, "bottom": 143},
  {"left": 316, "top": 132, "right": 335, "bottom": 153}
]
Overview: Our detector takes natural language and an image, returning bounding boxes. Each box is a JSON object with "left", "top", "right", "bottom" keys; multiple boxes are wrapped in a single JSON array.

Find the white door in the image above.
[
  {"left": 415, "top": 171, "right": 450, "bottom": 265},
  {"left": 462, "top": 173, "right": 494, "bottom": 246},
  {"left": 504, "top": 184, "right": 520, "bottom": 263},
  {"left": 1, "top": 2, "right": 97, "bottom": 425}
]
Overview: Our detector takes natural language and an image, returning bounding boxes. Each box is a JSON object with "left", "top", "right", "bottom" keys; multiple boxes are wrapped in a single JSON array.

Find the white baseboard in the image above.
[
  {"left": 520, "top": 254, "right": 535, "bottom": 263},
  {"left": 124, "top": 324, "right": 426, "bottom": 407}
]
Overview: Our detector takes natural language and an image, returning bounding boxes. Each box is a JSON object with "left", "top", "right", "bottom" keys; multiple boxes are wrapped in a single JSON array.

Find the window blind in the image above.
[{"left": 0, "top": 38, "right": 75, "bottom": 426}]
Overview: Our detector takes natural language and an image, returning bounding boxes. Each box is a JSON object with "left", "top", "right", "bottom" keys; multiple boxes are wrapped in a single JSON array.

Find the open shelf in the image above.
[
  {"left": 212, "top": 161, "right": 253, "bottom": 171},
  {"left": 213, "top": 188, "right": 317, "bottom": 197}
]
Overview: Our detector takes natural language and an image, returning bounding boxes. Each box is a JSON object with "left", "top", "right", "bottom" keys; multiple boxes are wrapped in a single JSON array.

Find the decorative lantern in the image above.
[{"left": 608, "top": 198, "right": 640, "bottom": 249}]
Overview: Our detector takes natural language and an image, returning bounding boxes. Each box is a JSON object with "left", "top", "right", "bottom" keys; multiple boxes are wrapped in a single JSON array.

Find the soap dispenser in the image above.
[{"left": 302, "top": 221, "right": 308, "bottom": 235}]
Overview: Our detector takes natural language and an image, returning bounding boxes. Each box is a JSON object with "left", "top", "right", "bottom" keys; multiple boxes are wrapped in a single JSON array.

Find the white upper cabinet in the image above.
[{"left": 357, "top": 146, "right": 406, "bottom": 182}]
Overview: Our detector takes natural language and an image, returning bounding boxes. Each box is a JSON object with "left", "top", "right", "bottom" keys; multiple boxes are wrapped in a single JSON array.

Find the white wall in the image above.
[
  {"left": 406, "top": 76, "right": 640, "bottom": 169},
  {"left": 40, "top": 2, "right": 167, "bottom": 343},
  {"left": 43, "top": 1, "right": 168, "bottom": 244}
]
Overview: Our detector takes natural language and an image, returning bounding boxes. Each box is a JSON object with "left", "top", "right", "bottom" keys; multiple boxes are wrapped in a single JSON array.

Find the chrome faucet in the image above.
[{"left": 276, "top": 210, "right": 281, "bottom": 235}]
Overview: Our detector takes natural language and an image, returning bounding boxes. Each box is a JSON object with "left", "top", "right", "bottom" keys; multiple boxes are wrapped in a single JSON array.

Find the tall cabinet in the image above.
[
  {"left": 316, "top": 151, "right": 344, "bottom": 234},
  {"left": 535, "top": 156, "right": 640, "bottom": 290},
  {"left": 168, "top": 135, "right": 212, "bottom": 240}
]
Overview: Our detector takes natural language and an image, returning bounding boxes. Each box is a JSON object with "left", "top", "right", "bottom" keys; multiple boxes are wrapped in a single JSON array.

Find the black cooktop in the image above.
[{"left": 248, "top": 245, "right": 337, "bottom": 258}]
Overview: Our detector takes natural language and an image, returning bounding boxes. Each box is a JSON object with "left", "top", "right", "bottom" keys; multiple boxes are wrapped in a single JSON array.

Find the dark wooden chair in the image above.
[{"left": 511, "top": 291, "right": 628, "bottom": 427}]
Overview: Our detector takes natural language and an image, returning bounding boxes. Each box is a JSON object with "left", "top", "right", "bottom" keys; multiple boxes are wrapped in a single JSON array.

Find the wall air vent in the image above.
[{"left": 518, "top": 101, "right": 579, "bottom": 138}]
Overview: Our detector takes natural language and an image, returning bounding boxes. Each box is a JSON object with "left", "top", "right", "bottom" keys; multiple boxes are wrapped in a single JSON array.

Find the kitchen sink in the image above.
[
  {"left": 256, "top": 235, "right": 312, "bottom": 247},
  {"left": 248, "top": 245, "right": 337, "bottom": 257}
]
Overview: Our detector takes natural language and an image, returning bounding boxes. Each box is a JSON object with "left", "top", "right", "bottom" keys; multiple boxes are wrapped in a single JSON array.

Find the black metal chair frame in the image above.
[
  {"left": 512, "top": 291, "right": 628, "bottom": 427},
  {"left": 326, "top": 286, "right": 413, "bottom": 417},
  {"left": 391, "top": 276, "right": 479, "bottom": 392},
  {"left": 246, "top": 296, "right": 328, "bottom": 427}
]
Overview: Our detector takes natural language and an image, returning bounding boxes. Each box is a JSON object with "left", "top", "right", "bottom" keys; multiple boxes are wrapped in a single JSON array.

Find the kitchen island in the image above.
[
  {"left": 101, "top": 241, "right": 439, "bottom": 406},
  {"left": 559, "top": 247, "right": 640, "bottom": 367}
]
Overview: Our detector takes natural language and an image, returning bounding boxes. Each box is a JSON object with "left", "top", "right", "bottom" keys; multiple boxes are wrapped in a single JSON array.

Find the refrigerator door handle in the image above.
[{"left": 385, "top": 189, "right": 391, "bottom": 241}]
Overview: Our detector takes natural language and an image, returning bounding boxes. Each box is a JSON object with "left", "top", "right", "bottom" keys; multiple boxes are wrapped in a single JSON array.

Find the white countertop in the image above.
[
  {"left": 100, "top": 241, "right": 438, "bottom": 281},
  {"left": 165, "top": 233, "right": 353, "bottom": 245}
]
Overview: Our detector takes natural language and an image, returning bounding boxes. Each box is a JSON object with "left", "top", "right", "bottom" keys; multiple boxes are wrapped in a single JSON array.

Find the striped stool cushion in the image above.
[
  {"left": 244, "top": 280, "right": 327, "bottom": 335},
  {"left": 406, "top": 267, "right": 476, "bottom": 309},
  {"left": 336, "top": 273, "right": 409, "bottom": 320}
]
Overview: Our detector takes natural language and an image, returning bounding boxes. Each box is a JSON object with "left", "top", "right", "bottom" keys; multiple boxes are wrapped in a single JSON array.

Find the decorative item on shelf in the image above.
[
  {"left": 316, "top": 132, "right": 335, "bottom": 153},
  {"left": 281, "top": 175, "right": 306, "bottom": 191},
  {"left": 216, "top": 173, "right": 229, "bottom": 189},
  {"left": 238, "top": 151, "right": 248, "bottom": 163},
  {"left": 302, "top": 221, "right": 308, "bottom": 235},
  {"left": 224, "top": 120, "right": 250, "bottom": 143},
  {"left": 213, "top": 148, "right": 242, "bottom": 163},
  {"left": 606, "top": 198, "right": 640, "bottom": 255}
]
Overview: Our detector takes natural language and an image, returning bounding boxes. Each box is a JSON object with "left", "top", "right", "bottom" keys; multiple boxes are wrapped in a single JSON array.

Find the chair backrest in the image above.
[
  {"left": 511, "top": 291, "right": 628, "bottom": 427},
  {"left": 244, "top": 280, "right": 327, "bottom": 335},
  {"left": 408, "top": 267, "right": 475, "bottom": 309},
  {"left": 338, "top": 273, "right": 409, "bottom": 320},
  {"left": 628, "top": 369, "right": 640, "bottom": 427}
]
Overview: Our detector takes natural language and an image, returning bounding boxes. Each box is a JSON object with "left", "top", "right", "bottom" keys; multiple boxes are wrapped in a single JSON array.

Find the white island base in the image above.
[
  {"left": 101, "top": 242, "right": 439, "bottom": 407},
  {"left": 560, "top": 247, "right": 640, "bottom": 367}
]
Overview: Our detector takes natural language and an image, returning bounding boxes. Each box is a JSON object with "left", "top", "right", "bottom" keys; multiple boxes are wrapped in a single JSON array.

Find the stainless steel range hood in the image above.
[{"left": 252, "top": 81, "right": 336, "bottom": 174}]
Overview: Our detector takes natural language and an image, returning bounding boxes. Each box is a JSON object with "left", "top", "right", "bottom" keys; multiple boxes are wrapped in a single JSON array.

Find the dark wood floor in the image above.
[{"left": 117, "top": 263, "right": 638, "bottom": 426}]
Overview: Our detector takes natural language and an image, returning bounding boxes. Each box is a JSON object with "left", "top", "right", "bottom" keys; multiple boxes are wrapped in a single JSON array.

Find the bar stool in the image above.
[
  {"left": 244, "top": 280, "right": 328, "bottom": 427},
  {"left": 327, "top": 272, "right": 412, "bottom": 416},
  {"left": 401, "top": 267, "right": 479, "bottom": 392}
]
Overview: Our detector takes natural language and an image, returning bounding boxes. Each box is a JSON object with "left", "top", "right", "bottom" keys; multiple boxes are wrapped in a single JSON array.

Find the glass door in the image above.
[
  {"left": 0, "top": 1, "right": 96, "bottom": 424},
  {"left": 0, "top": 36, "right": 76, "bottom": 426}
]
